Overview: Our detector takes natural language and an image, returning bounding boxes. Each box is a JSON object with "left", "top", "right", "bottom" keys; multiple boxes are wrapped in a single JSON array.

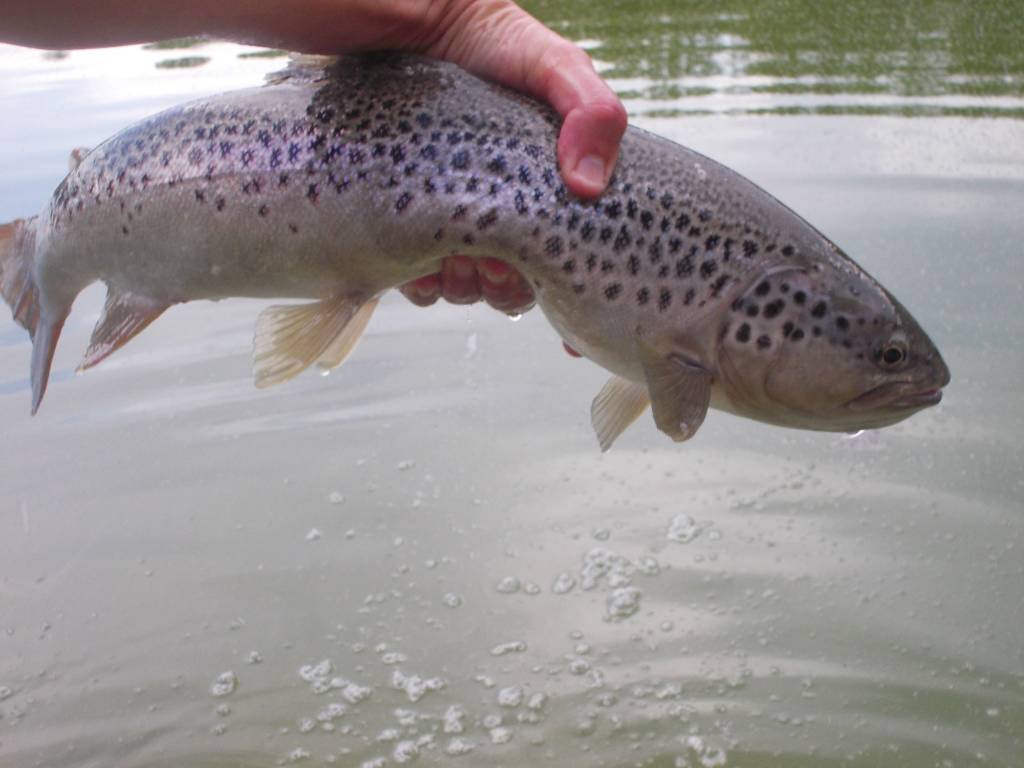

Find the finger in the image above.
[
  {"left": 399, "top": 273, "right": 442, "bottom": 307},
  {"left": 428, "top": 3, "right": 626, "bottom": 199},
  {"left": 478, "top": 257, "right": 535, "bottom": 314},
  {"left": 440, "top": 254, "right": 481, "bottom": 304},
  {"left": 563, "top": 341, "right": 583, "bottom": 358}
]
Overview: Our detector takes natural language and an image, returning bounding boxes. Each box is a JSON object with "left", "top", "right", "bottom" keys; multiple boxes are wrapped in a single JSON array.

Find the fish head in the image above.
[{"left": 715, "top": 262, "right": 950, "bottom": 432}]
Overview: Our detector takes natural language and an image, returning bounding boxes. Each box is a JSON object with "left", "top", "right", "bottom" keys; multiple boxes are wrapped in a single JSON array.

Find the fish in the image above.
[{"left": 0, "top": 53, "right": 949, "bottom": 449}]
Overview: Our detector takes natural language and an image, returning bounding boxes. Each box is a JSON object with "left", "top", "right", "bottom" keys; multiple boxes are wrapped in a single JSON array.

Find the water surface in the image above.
[{"left": 1, "top": 4, "right": 1022, "bottom": 767}]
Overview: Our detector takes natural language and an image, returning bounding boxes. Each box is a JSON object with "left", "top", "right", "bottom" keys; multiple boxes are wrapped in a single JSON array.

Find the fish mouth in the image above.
[{"left": 847, "top": 382, "right": 944, "bottom": 411}]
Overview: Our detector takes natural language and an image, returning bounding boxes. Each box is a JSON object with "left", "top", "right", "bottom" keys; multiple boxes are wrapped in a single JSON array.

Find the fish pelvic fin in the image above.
[
  {"left": 78, "top": 288, "right": 171, "bottom": 372},
  {"left": 638, "top": 340, "right": 713, "bottom": 443},
  {"left": 591, "top": 376, "right": 650, "bottom": 452},
  {"left": 253, "top": 294, "right": 377, "bottom": 389},
  {"left": 0, "top": 217, "right": 61, "bottom": 415}
]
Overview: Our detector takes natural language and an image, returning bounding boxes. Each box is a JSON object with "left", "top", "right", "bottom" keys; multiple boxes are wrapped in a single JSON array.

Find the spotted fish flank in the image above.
[{"left": 0, "top": 54, "right": 949, "bottom": 447}]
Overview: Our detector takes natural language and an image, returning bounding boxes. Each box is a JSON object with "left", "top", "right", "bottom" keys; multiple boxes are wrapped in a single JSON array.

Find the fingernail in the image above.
[
  {"left": 479, "top": 259, "right": 512, "bottom": 285},
  {"left": 574, "top": 154, "right": 606, "bottom": 189}
]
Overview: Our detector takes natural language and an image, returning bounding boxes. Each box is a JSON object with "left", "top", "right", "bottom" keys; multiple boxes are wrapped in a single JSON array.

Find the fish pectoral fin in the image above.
[
  {"left": 78, "top": 288, "right": 171, "bottom": 372},
  {"left": 639, "top": 341, "right": 712, "bottom": 443},
  {"left": 253, "top": 294, "right": 375, "bottom": 389},
  {"left": 591, "top": 376, "right": 651, "bottom": 452},
  {"left": 315, "top": 296, "right": 379, "bottom": 372}
]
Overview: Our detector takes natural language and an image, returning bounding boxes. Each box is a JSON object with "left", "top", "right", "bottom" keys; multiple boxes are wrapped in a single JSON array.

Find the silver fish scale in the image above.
[{"left": 51, "top": 55, "right": 830, "bottom": 319}]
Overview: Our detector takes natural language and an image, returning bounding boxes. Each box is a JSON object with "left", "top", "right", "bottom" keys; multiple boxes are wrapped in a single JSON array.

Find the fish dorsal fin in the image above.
[
  {"left": 68, "top": 147, "right": 91, "bottom": 172},
  {"left": 591, "top": 375, "right": 651, "bottom": 452},
  {"left": 638, "top": 340, "right": 712, "bottom": 443},
  {"left": 315, "top": 296, "right": 379, "bottom": 371},
  {"left": 265, "top": 54, "right": 339, "bottom": 85},
  {"left": 78, "top": 288, "right": 171, "bottom": 372},
  {"left": 253, "top": 295, "right": 375, "bottom": 388}
]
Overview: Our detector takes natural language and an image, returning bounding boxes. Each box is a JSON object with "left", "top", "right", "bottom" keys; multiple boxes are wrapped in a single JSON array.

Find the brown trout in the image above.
[{"left": 0, "top": 53, "right": 949, "bottom": 449}]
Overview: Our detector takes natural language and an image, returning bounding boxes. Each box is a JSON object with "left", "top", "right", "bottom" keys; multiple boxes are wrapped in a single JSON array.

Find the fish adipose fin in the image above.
[
  {"left": 591, "top": 376, "right": 650, "bottom": 452},
  {"left": 638, "top": 341, "right": 712, "bottom": 443},
  {"left": 78, "top": 288, "right": 171, "bottom": 372},
  {"left": 253, "top": 295, "right": 377, "bottom": 389}
]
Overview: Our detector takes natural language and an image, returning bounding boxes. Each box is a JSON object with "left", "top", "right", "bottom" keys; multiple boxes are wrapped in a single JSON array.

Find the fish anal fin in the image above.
[
  {"left": 253, "top": 294, "right": 374, "bottom": 389},
  {"left": 638, "top": 341, "right": 712, "bottom": 443},
  {"left": 78, "top": 288, "right": 170, "bottom": 372},
  {"left": 315, "top": 296, "right": 379, "bottom": 372},
  {"left": 591, "top": 375, "right": 651, "bottom": 452}
]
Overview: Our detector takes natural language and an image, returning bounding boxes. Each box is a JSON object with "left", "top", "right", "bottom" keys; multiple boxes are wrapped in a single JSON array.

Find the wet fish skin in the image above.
[{"left": 0, "top": 53, "right": 949, "bottom": 447}]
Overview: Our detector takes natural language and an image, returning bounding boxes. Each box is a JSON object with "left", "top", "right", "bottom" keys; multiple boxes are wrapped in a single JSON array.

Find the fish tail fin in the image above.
[{"left": 0, "top": 216, "right": 66, "bottom": 414}]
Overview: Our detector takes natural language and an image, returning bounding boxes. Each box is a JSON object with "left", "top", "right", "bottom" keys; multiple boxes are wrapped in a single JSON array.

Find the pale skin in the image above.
[{"left": 2, "top": 0, "right": 626, "bottom": 324}]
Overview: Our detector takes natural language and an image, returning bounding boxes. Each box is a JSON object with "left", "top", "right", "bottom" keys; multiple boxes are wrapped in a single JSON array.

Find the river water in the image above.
[{"left": 1, "top": 2, "right": 1022, "bottom": 766}]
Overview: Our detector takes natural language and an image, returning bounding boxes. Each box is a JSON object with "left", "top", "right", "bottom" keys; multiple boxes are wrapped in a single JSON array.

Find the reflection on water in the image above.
[
  {"left": 526, "top": 0, "right": 1024, "bottom": 117},
  {"left": 1, "top": 2, "right": 1023, "bottom": 767}
]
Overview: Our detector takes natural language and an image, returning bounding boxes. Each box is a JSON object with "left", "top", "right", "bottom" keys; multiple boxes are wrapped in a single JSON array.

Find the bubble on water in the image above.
[
  {"left": 392, "top": 669, "right": 445, "bottom": 702},
  {"left": 442, "top": 592, "right": 463, "bottom": 608},
  {"left": 581, "top": 547, "right": 635, "bottom": 590},
  {"left": 700, "top": 748, "right": 727, "bottom": 767},
  {"left": 341, "top": 682, "right": 373, "bottom": 704},
  {"left": 0, "top": 686, "right": 12, "bottom": 701},
  {"left": 392, "top": 739, "right": 420, "bottom": 763},
  {"left": 377, "top": 727, "right": 401, "bottom": 742},
  {"left": 318, "top": 702, "right": 347, "bottom": 722},
  {"left": 497, "top": 685, "right": 524, "bottom": 707},
  {"left": 209, "top": 671, "right": 238, "bottom": 697},
  {"left": 327, "top": 491, "right": 345, "bottom": 504},
  {"left": 446, "top": 738, "right": 475, "bottom": 755},
  {"left": 286, "top": 747, "right": 310, "bottom": 762},
  {"left": 606, "top": 587, "right": 642, "bottom": 620},
  {"left": 523, "top": 581, "right": 541, "bottom": 595},
  {"left": 527, "top": 692, "right": 547, "bottom": 710},
  {"left": 380, "top": 652, "right": 407, "bottom": 665},
  {"left": 489, "top": 726, "right": 513, "bottom": 744},
  {"left": 490, "top": 640, "right": 527, "bottom": 656},
  {"left": 211, "top": 722, "right": 228, "bottom": 736},
  {"left": 474, "top": 674, "right": 497, "bottom": 688},
  {"left": 986, "top": 707, "right": 1001, "bottom": 717},
  {"left": 299, "top": 660, "right": 333, "bottom": 683},
  {"left": 361, "top": 759, "right": 386, "bottom": 768},
  {"left": 568, "top": 657, "right": 591, "bottom": 675},
  {"left": 637, "top": 555, "right": 661, "bottom": 576},
  {"left": 298, "top": 717, "right": 317, "bottom": 734},
  {"left": 495, "top": 576, "right": 521, "bottom": 594},
  {"left": 396, "top": 460, "right": 416, "bottom": 471},
  {"left": 551, "top": 572, "right": 576, "bottom": 594},
  {"left": 305, "top": 528, "right": 323, "bottom": 541},
  {"left": 246, "top": 651, "right": 263, "bottom": 665},
  {"left": 443, "top": 704, "right": 467, "bottom": 733},
  {"left": 592, "top": 527, "right": 611, "bottom": 541},
  {"left": 668, "top": 514, "right": 703, "bottom": 543}
]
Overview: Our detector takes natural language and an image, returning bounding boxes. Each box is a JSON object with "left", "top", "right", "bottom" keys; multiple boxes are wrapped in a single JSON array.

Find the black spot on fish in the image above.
[
  {"left": 783, "top": 321, "right": 794, "bottom": 337},
  {"left": 599, "top": 226, "right": 613, "bottom": 244},
  {"left": 684, "top": 288, "right": 696, "bottom": 305},
  {"left": 518, "top": 165, "right": 531, "bottom": 184},
  {"left": 757, "top": 335, "right": 771, "bottom": 350},
  {"left": 791, "top": 328, "right": 805, "bottom": 341},
  {"left": 562, "top": 259, "right": 576, "bottom": 273},
  {"left": 659, "top": 288, "right": 672, "bottom": 311},
  {"left": 628, "top": 255, "right": 640, "bottom": 275},
  {"left": 793, "top": 290, "right": 806, "bottom": 305},
  {"left": 675, "top": 212, "right": 691, "bottom": 231},
  {"left": 676, "top": 255, "right": 694, "bottom": 278},
  {"left": 600, "top": 259, "right": 616, "bottom": 273},
  {"left": 613, "top": 225, "right": 632, "bottom": 252},
  {"left": 640, "top": 210, "right": 654, "bottom": 230},
  {"left": 278, "top": 173, "right": 289, "bottom": 187},
  {"left": 700, "top": 260, "right": 718, "bottom": 279},
  {"left": 812, "top": 326, "right": 822, "bottom": 337},
  {"left": 545, "top": 236, "right": 564, "bottom": 256},
  {"left": 573, "top": 283, "right": 585, "bottom": 294},
  {"left": 477, "top": 209, "right": 498, "bottom": 230},
  {"left": 585, "top": 253, "right": 598, "bottom": 272},
  {"left": 451, "top": 204, "right": 467, "bottom": 220},
  {"left": 487, "top": 155, "right": 507, "bottom": 174},
  {"left": 755, "top": 281, "right": 771, "bottom": 296},
  {"left": 420, "top": 144, "right": 438, "bottom": 161},
  {"left": 289, "top": 143, "right": 302, "bottom": 162},
  {"left": 637, "top": 287, "right": 650, "bottom": 305},
  {"left": 698, "top": 208, "right": 712, "bottom": 222},
  {"left": 711, "top": 274, "right": 730, "bottom": 296},
  {"left": 349, "top": 148, "right": 364, "bottom": 164},
  {"left": 258, "top": 204, "right": 269, "bottom": 217},
  {"left": 288, "top": 223, "right": 299, "bottom": 234},
  {"left": 836, "top": 316, "right": 849, "bottom": 332},
  {"left": 746, "top": 304, "right": 759, "bottom": 317},
  {"left": 705, "top": 234, "right": 720, "bottom": 250},
  {"left": 811, "top": 301, "right": 828, "bottom": 319},
  {"left": 648, "top": 238, "right": 663, "bottom": 263},
  {"left": 514, "top": 190, "right": 528, "bottom": 215},
  {"left": 763, "top": 299, "right": 785, "bottom": 319},
  {"left": 390, "top": 145, "right": 406, "bottom": 164},
  {"left": 605, "top": 200, "right": 623, "bottom": 219},
  {"left": 215, "top": 197, "right": 225, "bottom": 212},
  {"left": 466, "top": 176, "right": 479, "bottom": 193},
  {"left": 781, "top": 245, "right": 795, "bottom": 257},
  {"left": 627, "top": 199, "right": 638, "bottom": 219},
  {"left": 416, "top": 113, "right": 433, "bottom": 128},
  {"left": 743, "top": 240, "right": 759, "bottom": 258},
  {"left": 194, "top": 189, "right": 206, "bottom": 203},
  {"left": 604, "top": 283, "right": 623, "bottom": 300},
  {"left": 121, "top": 225, "right": 129, "bottom": 235},
  {"left": 307, "top": 183, "right": 319, "bottom": 203},
  {"left": 736, "top": 324, "right": 751, "bottom": 343}
]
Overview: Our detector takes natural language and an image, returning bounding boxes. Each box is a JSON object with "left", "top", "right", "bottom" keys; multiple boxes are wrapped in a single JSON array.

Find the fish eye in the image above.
[{"left": 879, "top": 338, "right": 908, "bottom": 368}]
